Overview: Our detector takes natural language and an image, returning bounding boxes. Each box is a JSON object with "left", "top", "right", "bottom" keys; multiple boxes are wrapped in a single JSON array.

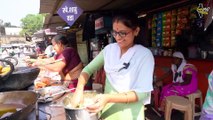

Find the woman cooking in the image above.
[
  {"left": 71, "top": 12, "right": 155, "bottom": 120},
  {"left": 32, "top": 34, "right": 88, "bottom": 91}
]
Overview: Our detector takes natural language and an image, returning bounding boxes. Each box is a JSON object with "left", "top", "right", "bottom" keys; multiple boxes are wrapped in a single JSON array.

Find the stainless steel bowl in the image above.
[
  {"left": 0, "top": 67, "right": 40, "bottom": 91},
  {"left": 63, "top": 90, "right": 99, "bottom": 120}
]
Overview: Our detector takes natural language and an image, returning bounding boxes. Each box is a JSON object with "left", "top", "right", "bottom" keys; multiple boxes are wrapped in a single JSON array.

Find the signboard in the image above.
[
  {"left": 44, "top": 28, "right": 57, "bottom": 35},
  {"left": 57, "top": 0, "right": 83, "bottom": 26},
  {"left": 95, "top": 17, "right": 104, "bottom": 30}
]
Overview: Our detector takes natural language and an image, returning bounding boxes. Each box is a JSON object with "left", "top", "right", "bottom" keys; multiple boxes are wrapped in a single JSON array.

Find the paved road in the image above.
[
  {"left": 0, "top": 52, "right": 37, "bottom": 68},
  {"left": 12, "top": 53, "right": 29, "bottom": 68}
]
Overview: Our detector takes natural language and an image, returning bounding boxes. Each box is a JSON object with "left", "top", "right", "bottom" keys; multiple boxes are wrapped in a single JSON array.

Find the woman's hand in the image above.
[
  {"left": 71, "top": 89, "right": 84, "bottom": 108},
  {"left": 86, "top": 94, "right": 109, "bottom": 113},
  {"left": 32, "top": 61, "right": 40, "bottom": 66},
  {"left": 24, "top": 57, "right": 35, "bottom": 67}
]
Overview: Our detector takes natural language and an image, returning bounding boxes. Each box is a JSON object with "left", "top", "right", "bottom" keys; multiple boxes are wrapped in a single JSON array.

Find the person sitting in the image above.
[
  {"left": 32, "top": 34, "right": 91, "bottom": 91},
  {"left": 200, "top": 69, "right": 213, "bottom": 120},
  {"left": 159, "top": 51, "right": 198, "bottom": 111}
]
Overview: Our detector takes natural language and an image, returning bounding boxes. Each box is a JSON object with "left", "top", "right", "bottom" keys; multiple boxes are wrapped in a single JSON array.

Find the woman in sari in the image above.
[
  {"left": 32, "top": 35, "right": 91, "bottom": 91},
  {"left": 159, "top": 51, "right": 198, "bottom": 111}
]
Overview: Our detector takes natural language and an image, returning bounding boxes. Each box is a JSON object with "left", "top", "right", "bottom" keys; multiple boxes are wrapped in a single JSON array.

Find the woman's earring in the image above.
[{"left": 135, "top": 32, "right": 139, "bottom": 37}]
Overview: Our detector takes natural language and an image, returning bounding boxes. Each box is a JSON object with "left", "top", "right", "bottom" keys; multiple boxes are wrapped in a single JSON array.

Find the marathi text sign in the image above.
[{"left": 57, "top": 0, "right": 83, "bottom": 26}]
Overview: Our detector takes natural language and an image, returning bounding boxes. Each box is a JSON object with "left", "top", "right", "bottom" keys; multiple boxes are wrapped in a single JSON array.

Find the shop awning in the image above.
[{"left": 40, "top": 0, "right": 189, "bottom": 29}]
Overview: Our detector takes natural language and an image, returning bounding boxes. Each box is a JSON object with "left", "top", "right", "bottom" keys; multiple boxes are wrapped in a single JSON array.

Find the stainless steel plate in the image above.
[{"left": 36, "top": 85, "right": 67, "bottom": 103}]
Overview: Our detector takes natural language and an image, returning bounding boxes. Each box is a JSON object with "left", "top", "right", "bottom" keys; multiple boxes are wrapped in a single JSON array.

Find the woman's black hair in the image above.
[
  {"left": 112, "top": 11, "right": 142, "bottom": 44},
  {"left": 52, "top": 34, "right": 69, "bottom": 46},
  {"left": 112, "top": 11, "right": 139, "bottom": 30}
]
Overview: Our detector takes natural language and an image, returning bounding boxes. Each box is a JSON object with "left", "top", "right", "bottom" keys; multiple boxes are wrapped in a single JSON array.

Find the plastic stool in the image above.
[
  {"left": 186, "top": 89, "right": 203, "bottom": 119},
  {"left": 165, "top": 95, "right": 193, "bottom": 120}
]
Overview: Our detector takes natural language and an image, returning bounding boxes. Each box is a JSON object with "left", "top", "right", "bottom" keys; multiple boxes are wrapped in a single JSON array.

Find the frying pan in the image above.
[
  {"left": 0, "top": 67, "right": 40, "bottom": 91},
  {"left": 0, "top": 91, "right": 37, "bottom": 120},
  {"left": 0, "top": 59, "right": 14, "bottom": 81}
]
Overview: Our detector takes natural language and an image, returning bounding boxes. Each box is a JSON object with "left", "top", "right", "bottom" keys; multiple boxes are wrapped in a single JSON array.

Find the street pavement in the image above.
[{"left": 13, "top": 53, "right": 29, "bottom": 68}]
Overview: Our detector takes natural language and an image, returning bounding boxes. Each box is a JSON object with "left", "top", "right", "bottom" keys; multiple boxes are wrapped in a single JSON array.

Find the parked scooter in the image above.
[{"left": 3, "top": 56, "right": 18, "bottom": 66}]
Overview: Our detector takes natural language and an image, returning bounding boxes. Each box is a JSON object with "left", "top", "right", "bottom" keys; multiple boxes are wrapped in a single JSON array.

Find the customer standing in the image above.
[
  {"left": 200, "top": 69, "right": 213, "bottom": 120},
  {"left": 35, "top": 44, "right": 42, "bottom": 55},
  {"left": 72, "top": 12, "right": 155, "bottom": 120},
  {"left": 44, "top": 43, "right": 55, "bottom": 57}
]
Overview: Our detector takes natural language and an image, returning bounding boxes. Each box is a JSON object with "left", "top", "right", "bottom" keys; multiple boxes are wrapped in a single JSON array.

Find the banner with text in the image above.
[{"left": 57, "top": 0, "right": 83, "bottom": 26}]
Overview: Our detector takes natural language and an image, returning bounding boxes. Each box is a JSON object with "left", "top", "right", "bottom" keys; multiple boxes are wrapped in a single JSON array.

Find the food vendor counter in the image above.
[{"left": 154, "top": 56, "right": 213, "bottom": 99}]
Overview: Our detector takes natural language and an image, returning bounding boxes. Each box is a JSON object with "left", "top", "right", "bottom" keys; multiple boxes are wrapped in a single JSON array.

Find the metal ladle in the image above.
[{"left": 43, "top": 88, "right": 76, "bottom": 102}]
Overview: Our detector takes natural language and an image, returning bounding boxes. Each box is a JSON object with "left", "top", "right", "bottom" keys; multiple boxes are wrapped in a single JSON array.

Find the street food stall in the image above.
[
  {"left": 146, "top": 0, "right": 213, "bottom": 100},
  {"left": 0, "top": 0, "right": 210, "bottom": 119},
  {"left": 39, "top": 0, "right": 212, "bottom": 119}
]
